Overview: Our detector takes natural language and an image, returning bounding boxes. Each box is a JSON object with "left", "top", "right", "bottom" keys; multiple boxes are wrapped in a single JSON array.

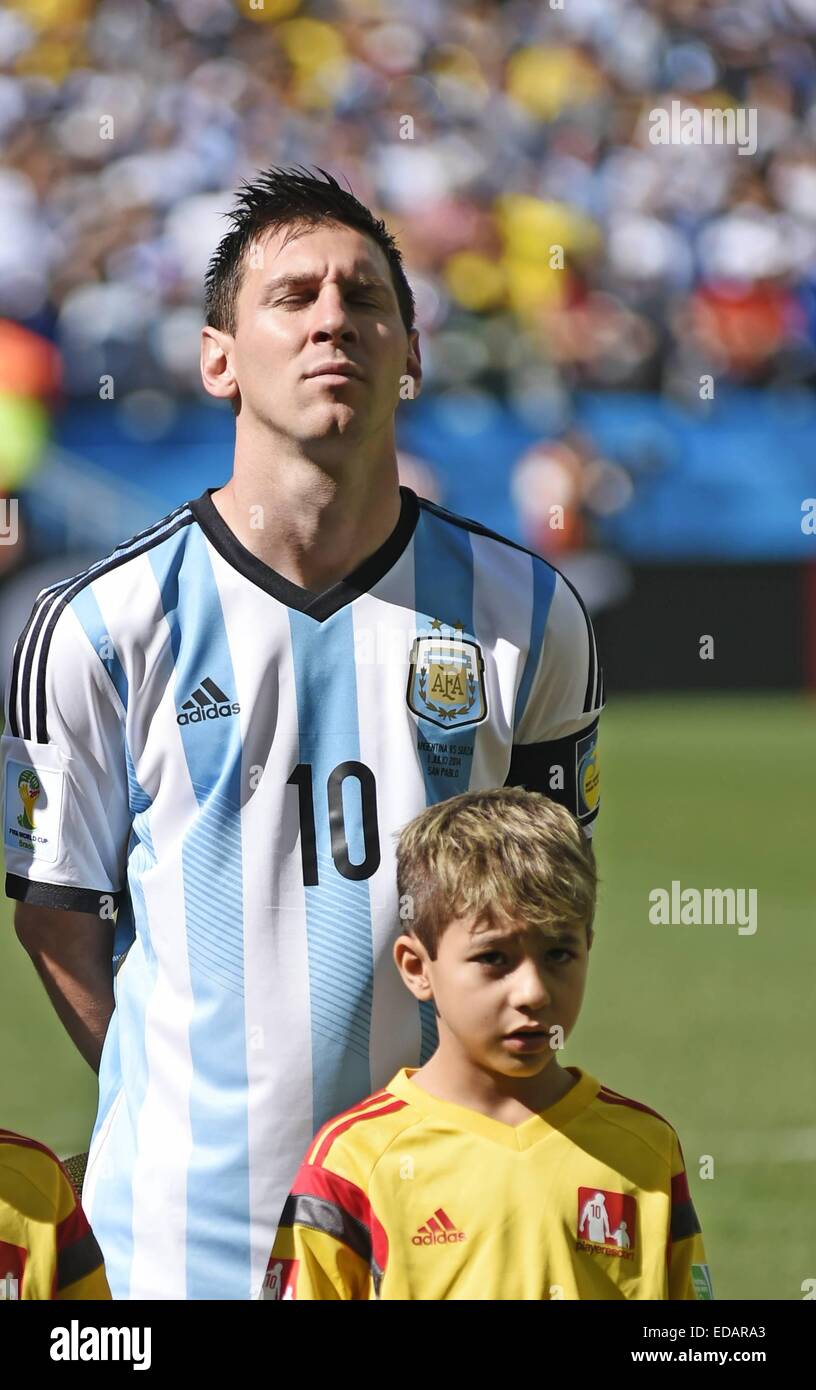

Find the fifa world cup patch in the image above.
[
  {"left": 407, "top": 625, "right": 488, "bottom": 730},
  {"left": 261, "top": 1259, "right": 297, "bottom": 1300},
  {"left": 575, "top": 726, "right": 600, "bottom": 819},
  {"left": 4, "top": 758, "right": 64, "bottom": 864},
  {"left": 576, "top": 1187, "right": 636, "bottom": 1259}
]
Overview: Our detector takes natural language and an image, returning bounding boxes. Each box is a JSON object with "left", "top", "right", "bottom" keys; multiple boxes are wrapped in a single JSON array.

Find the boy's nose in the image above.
[{"left": 511, "top": 963, "right": 552, "bottom": 1009}]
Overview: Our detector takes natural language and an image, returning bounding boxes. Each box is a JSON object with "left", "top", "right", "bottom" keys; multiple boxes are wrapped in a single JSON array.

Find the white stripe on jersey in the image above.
[
  {"left": 93, "top": 552, "right": 196, "bottom": 1299},
  {"left": 203, "top": 541, "right": 314, "bottom": 1300},
  {"left": 515, "top": 573, "right": 601, "bottom": 744},
  {"left": 468, "top": 533, "right": 533, "bottom": 790}
]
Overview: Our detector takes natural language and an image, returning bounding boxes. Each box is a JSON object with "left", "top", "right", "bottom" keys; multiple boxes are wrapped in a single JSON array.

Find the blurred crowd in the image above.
[
  {"left": 0, "top": 0, "right": 814, "bottom": 409},
  {"left": 0, "top": 0, "right": 815, "bottom": 573}
]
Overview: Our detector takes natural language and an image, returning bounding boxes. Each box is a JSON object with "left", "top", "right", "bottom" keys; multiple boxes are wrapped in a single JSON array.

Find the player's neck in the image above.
[{"left": 213, "top": 440, "right": 403, "bottom": 593}]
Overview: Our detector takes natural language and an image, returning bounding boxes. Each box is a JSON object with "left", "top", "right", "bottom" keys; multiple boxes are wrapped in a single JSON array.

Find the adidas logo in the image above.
[
  {"left": 176, "top": 677, "right": 240, "bottom": 726},
  {"left": 411, "top": 1208, "right": 466, "bottom": 1246}
]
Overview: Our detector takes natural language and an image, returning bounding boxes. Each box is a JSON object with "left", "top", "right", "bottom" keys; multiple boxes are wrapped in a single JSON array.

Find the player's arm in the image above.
[
  {"left": 2, "top": 592, "right": 130, "bottom": 1074},
  {"left": 262, "top": 1162, "right": 375, "bottom": 1301},
  {"left": 53, "top": 1161, "right": 112, "bottom": 1300},
  {"left": 14, "top": 903, "right": 114, "bottom": 1074},
  {"left": 667, "top": 1132, "right": 713, "bottom": 1301},
  {"left": 505, "top": 569, "right": 604, "bottom": 835}
]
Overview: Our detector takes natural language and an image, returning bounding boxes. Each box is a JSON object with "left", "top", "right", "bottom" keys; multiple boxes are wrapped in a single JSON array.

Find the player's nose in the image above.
[{"left": 309, "top": 285, "right": 358, "bottom": 343}]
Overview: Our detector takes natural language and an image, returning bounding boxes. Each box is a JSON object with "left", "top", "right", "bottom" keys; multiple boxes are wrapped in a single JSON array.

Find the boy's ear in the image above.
[
  {"left": 393, "top": 933, "right": 434, "bottom": 1003},
  {"left": 587, "top": 927, "right": 594, "bottom": 951}
]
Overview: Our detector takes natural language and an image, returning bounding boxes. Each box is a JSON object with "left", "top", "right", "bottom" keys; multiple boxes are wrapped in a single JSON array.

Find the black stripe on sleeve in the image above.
[
  {"left": 504, "top": 717, "right": 600, "bottom": 823},
  {"left": 5, "top": 874, "right": 120, "bottom": 914},
  {"left": 671, "top": 1199, "right": 702, "bottom": 1244},
  {"left": 57, "top": 1229, "right": 105, "bottom": 1293}
]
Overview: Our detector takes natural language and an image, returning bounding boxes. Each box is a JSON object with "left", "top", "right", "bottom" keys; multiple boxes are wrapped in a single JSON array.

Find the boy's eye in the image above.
[
  {"left": 547, "top": 948, "right": 575, "bottom": 964},
  {"left": 474, "top": 951, "right": 506, "bottom": 967}
]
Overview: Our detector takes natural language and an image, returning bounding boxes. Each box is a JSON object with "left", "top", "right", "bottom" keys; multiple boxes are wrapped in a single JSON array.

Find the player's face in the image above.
[
  {"left": 424, "top": 911, "right": 591, "bottom": 1078},
  {"left": 225, "top": 222, "right": 420, "bottom": 447}
]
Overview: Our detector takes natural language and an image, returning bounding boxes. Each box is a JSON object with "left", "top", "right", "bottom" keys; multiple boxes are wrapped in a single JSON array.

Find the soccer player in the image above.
[
  {"left": 2, "top": 168, "right": 603, "bottom": 1300},
  {"left": 0, "top": 1128, "right": 110, "bottom": 1299},
  {"left": 265, "top": 789, "right": 711, "bottom": 1301}
]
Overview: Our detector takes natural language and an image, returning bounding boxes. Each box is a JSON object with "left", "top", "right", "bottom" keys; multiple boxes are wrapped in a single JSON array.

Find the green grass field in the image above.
[{"left": 1, "top": 693, "right": 814, "bottom": 1300}]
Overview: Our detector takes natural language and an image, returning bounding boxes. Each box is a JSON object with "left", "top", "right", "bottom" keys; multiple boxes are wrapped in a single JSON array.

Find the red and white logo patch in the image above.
[
  {"left": 262, "top": 1258, "right": 298, "bottom": 1300},
  {"left": 576, "top": 1187, "right": 636, "bottom": 1259}
]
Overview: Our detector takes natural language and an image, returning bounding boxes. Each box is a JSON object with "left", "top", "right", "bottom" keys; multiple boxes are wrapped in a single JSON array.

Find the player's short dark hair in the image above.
[{"left": 204, "top": 165, "right": 416, "bottom": 338}]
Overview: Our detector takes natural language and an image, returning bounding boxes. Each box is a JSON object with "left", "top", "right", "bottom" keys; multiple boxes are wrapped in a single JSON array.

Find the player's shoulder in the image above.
[
  {"left": 300, "top": 1085, "right": 420, "bottom": 1187},
  {"left": 0, "top": 1130, "right": 72, "bottom": 1212},
  {"left": 415, "top": 492, "right": 593, "bottom": 635},
  {"left": 417, "top": 492, "right": 561, "bottom": 575},
  {"left": 590, "top": 1081, "right": 681, "bottom": 1161},
  {"left": 56, "top": 497, "right": 197, "bottom": 613}
]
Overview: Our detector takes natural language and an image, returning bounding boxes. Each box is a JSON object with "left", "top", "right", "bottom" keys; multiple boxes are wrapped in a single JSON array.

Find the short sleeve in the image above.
[
  {"left": 261, "top": 1161, "right": 375, "bottom": 1301},
  {"left": 2, "top": 591, "right": 130, "bottom": 914},
  {"left": 667, "top": 1131, "right": 713, "bottom": 1301},
  {"left": 506, "top": 570, "right": 604, "bottom": 831}
]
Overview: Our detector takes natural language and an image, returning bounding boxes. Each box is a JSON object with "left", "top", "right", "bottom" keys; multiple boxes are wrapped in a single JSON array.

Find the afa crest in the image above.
[{"left": 407, "top": 630, "right": 488, "bottom": 730}]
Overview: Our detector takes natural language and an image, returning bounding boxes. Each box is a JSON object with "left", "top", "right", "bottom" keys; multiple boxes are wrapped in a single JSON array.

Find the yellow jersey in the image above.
[
  {"left": 265, "top": 1066, "right": 712, "bottom": 1301},
  {"left": 0, "top": 1129, "right": 111, "bottom": 1300}
]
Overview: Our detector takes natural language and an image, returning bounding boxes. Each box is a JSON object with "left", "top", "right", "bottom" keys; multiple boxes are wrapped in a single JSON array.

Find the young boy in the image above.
[
  {"left": 263, "top": 788, "right": 712, "bottom": 1301},
  {"left": 1, "top": 1128, "right": 110, "bottom": 1299}
]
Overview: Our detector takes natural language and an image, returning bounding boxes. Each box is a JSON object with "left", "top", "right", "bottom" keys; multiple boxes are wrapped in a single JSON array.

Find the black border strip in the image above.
[{"left": 6, "top": 873, "right": 121, "bottom": 914}]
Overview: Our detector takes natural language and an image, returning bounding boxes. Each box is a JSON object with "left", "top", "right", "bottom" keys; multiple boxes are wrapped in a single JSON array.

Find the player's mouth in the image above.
[{"left": 304, "top": 360, "right": 364, "bottom": 382}]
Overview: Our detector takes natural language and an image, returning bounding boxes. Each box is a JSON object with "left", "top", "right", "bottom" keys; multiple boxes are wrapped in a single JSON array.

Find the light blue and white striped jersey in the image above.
[{"left": 2, "top": 485, "right": 603, "bottom": 1300}]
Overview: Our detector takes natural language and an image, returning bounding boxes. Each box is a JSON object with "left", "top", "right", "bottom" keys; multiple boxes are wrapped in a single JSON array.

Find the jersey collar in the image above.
[
  {"left": 188, "top": 484, "right": 420, "bottom": 623},
  {"left": 385, "top": 1066, "right": 600, "bottom": 1152}
]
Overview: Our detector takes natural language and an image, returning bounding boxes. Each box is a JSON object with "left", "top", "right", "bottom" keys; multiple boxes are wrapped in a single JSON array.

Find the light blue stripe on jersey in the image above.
[
  {"left": 288, "top": 607, "right": 373, "bottom": 1133},
  {"left": 87, "top": 749, "right": 158, "bottom": 1299},
  {"left": 69, "top": 584, "right": 129, "bottom": 713},
  {"left": 411, "top": 506, "right": 479, "bottom": 1063},
  {"left": 150, "top": 526, "right": 250, "bottom": 1300},
  {"left": 513, "top": 557, "right": 556, "bottom": 731}
]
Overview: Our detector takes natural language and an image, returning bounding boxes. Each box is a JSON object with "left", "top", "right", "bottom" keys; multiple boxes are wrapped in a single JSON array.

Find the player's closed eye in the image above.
[{"left": 278, "top": 291, "right": 379, "bottom": 307}]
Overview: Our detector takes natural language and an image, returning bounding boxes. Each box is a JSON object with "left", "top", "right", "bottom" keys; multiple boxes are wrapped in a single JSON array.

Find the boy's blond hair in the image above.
[{"left": 396, "top": 787, "right": 596, "bottom": 959}]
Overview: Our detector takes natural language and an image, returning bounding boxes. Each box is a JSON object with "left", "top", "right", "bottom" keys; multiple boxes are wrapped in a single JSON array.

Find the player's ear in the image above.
[
  {"left": 404, "top": 329, "right": 422, "bottom": 400},
  {"left": 200, "top": 325, "right": 238, "bottom": 403}
]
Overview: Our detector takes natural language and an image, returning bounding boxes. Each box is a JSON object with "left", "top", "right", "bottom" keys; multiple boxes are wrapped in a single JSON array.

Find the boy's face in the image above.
[{"left": 396, "top": 909, "right": 592, "bottom": 1078}]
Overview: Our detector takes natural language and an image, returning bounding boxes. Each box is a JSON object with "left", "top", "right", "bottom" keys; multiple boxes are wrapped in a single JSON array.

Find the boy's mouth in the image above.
[{"left": 503, "top": 1028, "right": 552, "bottom": 1051}]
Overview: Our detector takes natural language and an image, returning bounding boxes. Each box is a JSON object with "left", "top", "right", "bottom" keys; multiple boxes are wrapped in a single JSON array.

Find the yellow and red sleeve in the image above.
[
  {"left": 263, "top": 1161, "right": 387, "bottom": 1301},
  {"left": 667, "top": 1134, "right": 712, "bottom": 1300}
]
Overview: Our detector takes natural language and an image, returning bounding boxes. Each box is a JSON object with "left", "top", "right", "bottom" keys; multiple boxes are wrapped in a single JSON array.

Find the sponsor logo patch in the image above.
[
  {"left": 261, "top": 1259, "right": 297, "bottom": 1300},
  {"left": 412, "top": 1207, "right": 466, "bottom": 1246},
  {"left": 576, "top": 1187, "right": 636, "bottom": 1260},
  {"left": 691, "top": 1263, "right": 714, "bottom": 1300}
]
